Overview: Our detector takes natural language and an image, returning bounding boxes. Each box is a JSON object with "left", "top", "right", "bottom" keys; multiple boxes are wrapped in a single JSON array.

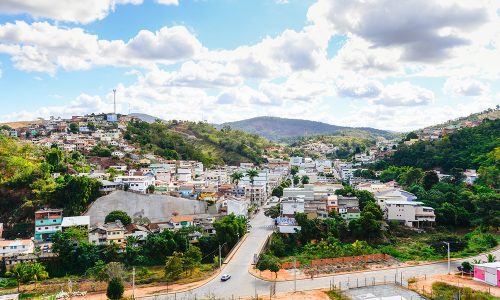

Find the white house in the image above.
[
  {"left": 280, "top": 197, "right": 305, "bottom": 217},
  {"left": 114, "top": 176, "right": 155, "bottom": 193},
  {"left": 61, "top": 216, "right": 90, "bottom": 231},
  {"left": 374, "top": 189, "right": 417, "bottom": 209},
  {"left": 89, "top": 220, "right": 126, "bottom": 246},
  {"left": 473, "top": 262, "right": 500, "bottom": 287},
  {"left": 112, "top": 151, "right": 125, "bottom": 158},
  {"left": 384, "top": 200, "right": 435, "bottom": 227},
  {"left": 0, "top": 239, "right": 34, "bottom": 258}
]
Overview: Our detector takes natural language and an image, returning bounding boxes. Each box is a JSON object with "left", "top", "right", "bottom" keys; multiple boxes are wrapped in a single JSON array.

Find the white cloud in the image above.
[
  {"left": 0, "top": 0, "right": 144, "bottom": 24},
  {"left": 373, "top": 82, "right": 434, "bottom": 107},
  {"left": 335, "top": 74, "right": 383, "bottom": 98},
  {"left": 444, "top": 77, "right": 490, "bottom": 96},
  {"left": 0, "top": 0, "right": 179, "bottom": 24},
  {"left": 0, "top": 21, "right": 204, "bottom": 74},
  {"left": 0, "top": 94, "right": 112, "bottom": 122},
  {"left": 308, "top": 0, "right": 491, "bottom": 63}
]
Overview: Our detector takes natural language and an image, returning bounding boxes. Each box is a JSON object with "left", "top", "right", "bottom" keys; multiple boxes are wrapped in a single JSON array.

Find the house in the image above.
[
  {"left": 276, "top": 216, "right": 301, "bottom": 233},
  {"left": 61, "top": 216, "right": 90, "bottom": 232},
  {"left": 374, "top": 189, "right": 417, "bottom": 208},
  {"left": 112, "top": 151, "right": 125, "bottom": 158},
  {"left": 89, "top": 220, "right": 126, "bottom": 246},
  {"left": 125, "top": 224, "right": 151, "bottom": 242},
  {"left": 169, "top": 215, "right": 194, "bottom": 229},
  {"left": 283, "top": 184, "right": 314, "bottom": 201},
  {"left": 281, "top": 197, "right": 305, "bottom": 217},
  {"left": 0, "top": 239, "right": 34, "bottom": 258},
  {"left": 384, "top": 201, "right": 435, "bottom": 227},
  {"left": 114, "top": 176, "right": 155, "bottom": 193},
  {"left": 340, "top": 207, "right": 361, "bottom": 221},
  {"left": 34, "top": 208, "right": 63, "bottom": 241},
  {"left": 473, "top": 262, "right": 500, "bottom": 287},
  {"left": 245, "top": 184, "right": 266, "bottom": 204}
]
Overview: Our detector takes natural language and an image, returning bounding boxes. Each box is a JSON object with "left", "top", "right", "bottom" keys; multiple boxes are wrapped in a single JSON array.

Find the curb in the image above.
[{"left": 247, "top": 247, "right": 500, "bottom": 282}]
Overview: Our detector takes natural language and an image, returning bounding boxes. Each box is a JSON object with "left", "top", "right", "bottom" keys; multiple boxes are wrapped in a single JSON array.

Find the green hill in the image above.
[
  {"left": 389, "top": 119, "right": 500, "bottom": 173},
  {"left": 219, "top": 116, "right": 396, "bottom": 142},
  {"left": 124, "top": 120, "right": 275, "bottom": 167}
]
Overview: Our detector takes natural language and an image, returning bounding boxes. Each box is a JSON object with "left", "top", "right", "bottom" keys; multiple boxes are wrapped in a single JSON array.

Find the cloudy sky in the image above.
[{"left": 0, "top": 0, "right": 498, "bottom": 131}]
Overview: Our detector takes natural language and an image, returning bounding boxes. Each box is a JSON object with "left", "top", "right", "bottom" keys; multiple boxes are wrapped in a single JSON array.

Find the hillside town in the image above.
[{"left": 0, "top": 112, "right": 488, "bottom": 274}]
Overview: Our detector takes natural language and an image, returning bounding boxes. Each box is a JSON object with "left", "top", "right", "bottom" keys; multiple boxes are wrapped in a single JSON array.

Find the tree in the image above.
[
  {"left": 5, "top": 262, "right": 49, "bottom": 292},
  {"left": 69, "top": 122, "right": 79, "bottom": 134},
  {"left": 301, "top": 175, "right": 310, "bottom": 185},
  {"left": 105, "top": 210, "right": 132, "bottom": 226},
  {"left": 461, "top": 261, "right": 472, "bottom": 273},
  {"left": 293, "top": 175, "right": 300, "bottom": 186},
  {"left": 256, "top": 254, "right": 280, "bottom": 278},
  {"left": 165, "top": 252, "right": 184, "bottom": 281},
  {"left": 290, "top": 166, "right": 299, "bottom": 176},
  {"left": 183, "top": 246, "right": 202, "bottom": 275},
  {"left": 264, "top": 204, "right": 281, "bottom": 219},
  {"left": 422, "top": 171, "right": 440, "bottom": 190},
  {"left": 271, "top": 185, "right": 284, "bottom": 197},
  {"left": 246, "top": 169, "right": 259, "bottom": 205},
  {"left": 230, "top": 172, "right": 244, "bottom": 186},
  {"left": 106, "top": 277, "right": 124, "bottom": 300},
  {"left": 404, "top": 132, "right": 418, "bottom": 141},
  {"left": 147, "top": 184, "right": 155, "bottom": 194}
]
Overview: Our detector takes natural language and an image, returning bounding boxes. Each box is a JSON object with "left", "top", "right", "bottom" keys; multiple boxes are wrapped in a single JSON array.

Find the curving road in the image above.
[{"left": 140, "top": 207, "right": 500, "bottom": 300}]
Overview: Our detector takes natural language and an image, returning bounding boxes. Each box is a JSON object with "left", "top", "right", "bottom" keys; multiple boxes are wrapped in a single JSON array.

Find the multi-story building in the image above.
[
  {"left": 384, "top": 201, "right": 435, "bottom": 227},
  {"left": 0, "top": 239, "right": 34, "bottom": 258},
  {"left": 283, "top": 184, "right": 314, "bottom": 201},
  {"left": 114, "top": 176, "right": 155, "bottom": 193},
  {"left": 34, "top": 208, "right": 63, "bottom": 241},
  {"left": 89, "top": 220, "right": 126, "bottom": 246}
]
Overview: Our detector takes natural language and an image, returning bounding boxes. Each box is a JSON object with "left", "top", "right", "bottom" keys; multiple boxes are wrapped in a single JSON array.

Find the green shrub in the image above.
[{"left": 106, "top": 277, "right": 124, "bottom": 300}]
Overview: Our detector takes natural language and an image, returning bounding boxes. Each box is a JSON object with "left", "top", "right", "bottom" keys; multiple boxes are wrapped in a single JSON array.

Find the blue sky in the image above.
[{"left": 0, "top": 0, "right": 498, "bottom": 131}]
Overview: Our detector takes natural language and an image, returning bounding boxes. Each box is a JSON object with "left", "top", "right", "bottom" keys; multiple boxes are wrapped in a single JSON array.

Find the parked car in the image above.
[{"left": 221, "top": 274, "right": 231, "bottom": 281}]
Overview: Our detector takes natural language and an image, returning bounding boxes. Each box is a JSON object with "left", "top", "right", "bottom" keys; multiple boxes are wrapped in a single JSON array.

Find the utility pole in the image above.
[
  {"left": 293, "top": 258, "right": 297, "bottom": 292},
  {"left": 443, "top": 242, "right": 450, "bottom": 274},
  {"left": 219, "top": 244, "right": 222, "bottom": 269},
  {"left": 112, "top": 89, "right": 117, "bottom": 114},
  {"left": 132, "top": 267, "right": 136, "bottom": 299}
]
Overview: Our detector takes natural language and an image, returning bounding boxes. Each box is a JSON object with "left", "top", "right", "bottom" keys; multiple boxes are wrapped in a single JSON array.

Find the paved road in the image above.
[{"left": 141, "top": 208, "right": 500, "bottom": 300}]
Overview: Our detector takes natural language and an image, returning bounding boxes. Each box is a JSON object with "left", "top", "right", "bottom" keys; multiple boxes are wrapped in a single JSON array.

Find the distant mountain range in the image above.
[{"left": 219, "top": 116, "right": 396, "bottom": 142}]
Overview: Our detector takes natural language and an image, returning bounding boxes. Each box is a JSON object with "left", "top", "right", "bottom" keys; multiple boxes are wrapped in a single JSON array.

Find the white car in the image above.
[{"left": 221, "top": 274, "right": 231, "bottom": 281}]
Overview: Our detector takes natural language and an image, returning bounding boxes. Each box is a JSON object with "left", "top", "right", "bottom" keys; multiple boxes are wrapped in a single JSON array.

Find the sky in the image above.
[{"left": 0, "top": 0, "right": 499, "bottom": 131}]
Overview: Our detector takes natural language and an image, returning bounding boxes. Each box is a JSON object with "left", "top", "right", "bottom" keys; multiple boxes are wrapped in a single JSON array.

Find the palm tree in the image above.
[
  {"left": 230, "top": 171, "right": 244, "bottom": 186},
  {"left": 246, "top": 169, "right": 259, "bottom": 205},
  {"left": 487, "top": 254, "right": 496, "bottom": 263}
]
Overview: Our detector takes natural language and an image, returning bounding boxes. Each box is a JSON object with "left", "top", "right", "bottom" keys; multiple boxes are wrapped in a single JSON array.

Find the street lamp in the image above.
[{"left": 443, "top": 242, "right": 450, "bottom": 274}]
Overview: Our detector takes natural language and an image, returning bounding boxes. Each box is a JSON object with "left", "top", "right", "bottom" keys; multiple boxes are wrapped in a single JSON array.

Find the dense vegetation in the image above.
[
  {"left": 388, "top": 119, "right": 499, "bottom": 172},
  {"left": 125, "top": 120, "right": 273, "bottom": 166},
  {"left": 45, "top": 214, "right": 246, "bottom": 278},
  {"left": 0, "top": 136, "right": 101, "bottom": 237}
]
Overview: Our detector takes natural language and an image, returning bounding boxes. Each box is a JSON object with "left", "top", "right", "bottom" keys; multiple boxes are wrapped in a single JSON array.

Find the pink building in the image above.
[{"left": 473, "top": 262, "right": 500, "bottom": 287}]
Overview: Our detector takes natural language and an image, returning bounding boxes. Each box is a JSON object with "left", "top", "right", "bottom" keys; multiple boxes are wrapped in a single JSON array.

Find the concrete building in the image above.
[
  {"left": 34, "top": 208, "right": 63, "bottom": 241},
  {"left": 281, "top": 197, "right": 305, "bottom": 217},
  {"left": 473, "top": 262, "right": 500, "bottom": 287},
  {"left": 283, "top": 184, "right": 314, "bottom": 201},
  {"left": 226, "top": 199, "right": 248, "bottom": 218},
  {"left": 61, "top": 216, "right": 90, "bottom": 232},
  {"left": 384, "top": 200, "right": 435, "bottom": 227},
  {"left": 89, "top": 220, "right": 126, "bottom": 246},
  {"left": 169, "top": 215, "right": 195, "bottom": 229},
  {"left": 0, "top": 239, "right": 34, "bottom": 258},
  {"left": 114, "top": 176, "right": 155, "bottom": 193}
]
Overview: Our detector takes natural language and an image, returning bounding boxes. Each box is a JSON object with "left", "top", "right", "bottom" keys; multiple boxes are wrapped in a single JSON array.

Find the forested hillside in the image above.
[
  {"left": 124, "top": 120, "right": 274, "bottom": 167},
  {"left": 370, "top": 119, "right": 500, "bottom": 228},
  {"left": 389, "top": 119, "right": 499, "bottom": 172},
  {"left": 0, "top": 136, "right": 101, "bottom": 238}
]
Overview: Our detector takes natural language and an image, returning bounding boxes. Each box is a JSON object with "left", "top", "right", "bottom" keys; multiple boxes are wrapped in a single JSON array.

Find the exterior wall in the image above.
[
  {"left": 0, "top": 240, "right": 34, "bottom": 257},
  {"left": 474, "top": 267, "right": 486, "bottom": 281}
]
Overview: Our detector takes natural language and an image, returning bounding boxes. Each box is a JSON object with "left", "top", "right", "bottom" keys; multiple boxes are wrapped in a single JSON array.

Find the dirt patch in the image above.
[{"left": 409, "top": 274, "right": 500, "bottom": 297}]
